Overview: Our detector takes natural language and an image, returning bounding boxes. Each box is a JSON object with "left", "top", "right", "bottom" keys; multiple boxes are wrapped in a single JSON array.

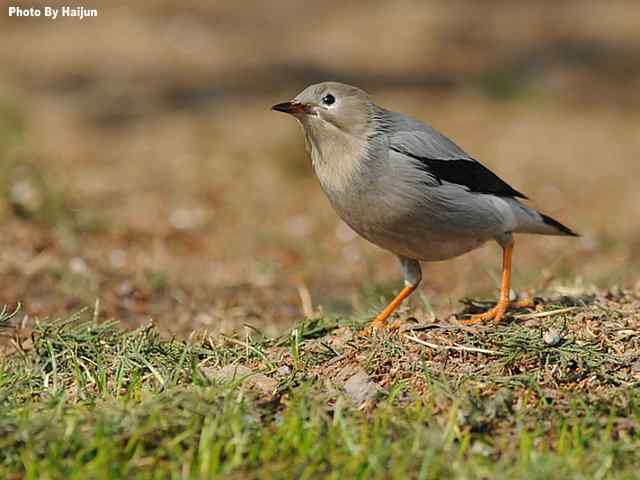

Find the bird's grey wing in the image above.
[{"left": 388, "top": 128, "right": 527, "bottom": 199}]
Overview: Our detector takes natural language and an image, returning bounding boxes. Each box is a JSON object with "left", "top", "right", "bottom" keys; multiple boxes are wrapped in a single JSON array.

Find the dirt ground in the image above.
[{"left": 0, "top": 0, "right": 639, "bottom": 340}]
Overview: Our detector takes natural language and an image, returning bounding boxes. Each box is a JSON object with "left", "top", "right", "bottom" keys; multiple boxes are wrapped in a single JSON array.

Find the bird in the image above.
[{"left": 272, "top": 82, "right": 578, "bottom": 330}]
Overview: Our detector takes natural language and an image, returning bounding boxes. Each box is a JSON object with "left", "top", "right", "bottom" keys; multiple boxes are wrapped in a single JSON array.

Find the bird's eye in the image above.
[{"left": 322, "top": 94, "right": 335, "bottom": 106}]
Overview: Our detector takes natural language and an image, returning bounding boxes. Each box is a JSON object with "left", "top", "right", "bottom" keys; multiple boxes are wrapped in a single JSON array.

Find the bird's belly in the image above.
[
  {"left": 328, "top": 193, "right": 489, "bottom": 262},
  {"left": 355, "top": 219, "right": 488, "bottom": 261}
]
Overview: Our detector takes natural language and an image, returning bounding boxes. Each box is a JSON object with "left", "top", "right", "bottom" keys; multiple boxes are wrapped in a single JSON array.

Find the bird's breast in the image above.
[{"left": 314, "top": 159, "right": 415, "bottom": 249}]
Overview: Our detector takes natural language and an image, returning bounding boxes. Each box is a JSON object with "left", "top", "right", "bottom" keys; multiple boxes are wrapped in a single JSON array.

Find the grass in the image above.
[{"left": 1, "top": 288, "right": 639, "bottom": 479}]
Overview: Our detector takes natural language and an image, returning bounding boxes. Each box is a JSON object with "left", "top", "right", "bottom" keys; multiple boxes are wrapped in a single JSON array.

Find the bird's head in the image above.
[{"left": 272, "top": 82, "right": 374, "bottom": 144}]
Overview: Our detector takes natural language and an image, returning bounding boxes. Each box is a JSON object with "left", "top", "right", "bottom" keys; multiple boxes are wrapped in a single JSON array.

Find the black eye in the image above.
[{"left": 322, "top": 94, "right": 335, "bottom": 105}]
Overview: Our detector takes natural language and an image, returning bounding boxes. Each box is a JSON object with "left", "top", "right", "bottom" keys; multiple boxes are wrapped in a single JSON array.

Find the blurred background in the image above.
[{"left": 0, "top": 0, "right": 639, "bottom": 336}]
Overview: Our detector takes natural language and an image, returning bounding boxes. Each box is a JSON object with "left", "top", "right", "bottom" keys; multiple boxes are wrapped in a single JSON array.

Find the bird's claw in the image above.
[
  {"left": 461, "top": 304, "right": 507, "bottom": 325},
  {"left": 360, "top": 318, "right": 402, "bottom": 337},
  {"left": 460, "top": 296, "right": 534, "bottom": 325}
]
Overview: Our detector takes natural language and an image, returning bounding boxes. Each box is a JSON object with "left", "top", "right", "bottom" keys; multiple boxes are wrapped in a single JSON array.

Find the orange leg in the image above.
[
  {"left": 370, "top": 283, "right": 417, "bottom": 331},
  {"left": 462, "top": 242, "right": 520, "bottom": 325}
]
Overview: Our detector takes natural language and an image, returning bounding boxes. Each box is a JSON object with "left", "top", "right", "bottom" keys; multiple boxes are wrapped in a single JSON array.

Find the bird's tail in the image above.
[
  {"left": 536, "top": 212, "right": 579, "bottom": 236},
  {"left": 510, "top": 201, "right": 579, "bottom": 237}
]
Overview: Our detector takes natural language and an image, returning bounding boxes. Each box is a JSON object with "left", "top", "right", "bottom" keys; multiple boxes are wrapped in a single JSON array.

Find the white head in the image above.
[
  {"left": 272, "top": 82, "right": 385, "bottom": 196},
  {"left": 272, "top": 82, "right": 374, "bottom": 145}
]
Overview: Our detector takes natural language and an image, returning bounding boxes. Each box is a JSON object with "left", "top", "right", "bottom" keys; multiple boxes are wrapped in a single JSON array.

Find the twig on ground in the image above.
[
  {"left": 513, "top": 307, "right": 579, "bottom": 320},
  {"left": 296, "top": 284, "right": 315, "bottom": 318},
  {"left": 403, "top": 333, "right": 503, "bottom": 356}
]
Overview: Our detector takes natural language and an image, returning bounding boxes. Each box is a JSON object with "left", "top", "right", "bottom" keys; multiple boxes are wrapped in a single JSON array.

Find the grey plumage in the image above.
[{"left": 272, "top": 81, "right": 577, "bottom": 328}]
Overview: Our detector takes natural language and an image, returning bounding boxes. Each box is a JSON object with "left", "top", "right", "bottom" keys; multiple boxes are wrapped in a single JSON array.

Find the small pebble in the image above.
[
  {"left": 344, "top": 371, "right": 379, "bottom": 405},
  {"left": 69, "top": 257, "right": 89, "bottom": 275},
  {"left": 10, "top": 180, "right": 42, "bottom": 212},
  {"left": 169, "top": 207, "right": 205, "bottom": 230},
  {"left": 210, "top": 365, "right": 278, "bottom": 395},
  {"left": 109, "top": 249, "right": 127, "bottom": 268},
  {"left": 543, "top": 328, "right": 563, "bottom": 346}
]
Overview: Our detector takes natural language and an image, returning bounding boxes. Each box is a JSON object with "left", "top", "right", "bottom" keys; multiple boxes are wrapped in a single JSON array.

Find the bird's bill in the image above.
[{"left": 271, "top": 101, "right": 310, "bottom": 115}]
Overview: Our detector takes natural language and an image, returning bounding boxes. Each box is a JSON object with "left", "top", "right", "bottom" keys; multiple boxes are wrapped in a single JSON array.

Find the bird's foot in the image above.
[
  {"left": 360, "top": 317, "right": 402, "bottom": 337},
  {"left": 512, "top": 297, "right": 535, "bottom": 309},
  {"left": 460, "top": 297, "right": 533, "bottom": 325},
  {"left": 461, "top": 303, "right": 506, "bottom": 325},
  {"left": 360, "top": 284, "right": 418, "bottom": 336}
]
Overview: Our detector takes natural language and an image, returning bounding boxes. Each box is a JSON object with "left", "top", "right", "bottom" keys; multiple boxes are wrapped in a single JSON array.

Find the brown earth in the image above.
[{"left": 0, "top": 0, "right": 638, "bottom": 341}]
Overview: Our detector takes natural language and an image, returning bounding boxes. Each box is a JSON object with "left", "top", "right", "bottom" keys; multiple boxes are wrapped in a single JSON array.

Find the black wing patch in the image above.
[{"left": 391, "top": 146, "right": 528, "bottom": 199}]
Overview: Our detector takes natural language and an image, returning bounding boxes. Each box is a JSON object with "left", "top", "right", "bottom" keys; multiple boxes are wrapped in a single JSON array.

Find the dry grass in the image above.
[
  {"left": 1, "top": 0, "right": 639, "bottom": 334},
  {"left": 1, "top": 5, "right": 639, "bottom": 338}
]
